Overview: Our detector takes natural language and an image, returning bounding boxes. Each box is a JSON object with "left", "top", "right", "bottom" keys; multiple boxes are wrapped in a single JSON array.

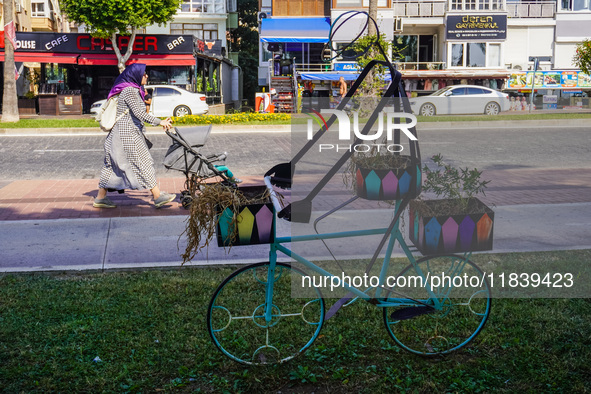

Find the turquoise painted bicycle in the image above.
[{"left": 206, "top": 57, "right": 492, "bottom": 365}]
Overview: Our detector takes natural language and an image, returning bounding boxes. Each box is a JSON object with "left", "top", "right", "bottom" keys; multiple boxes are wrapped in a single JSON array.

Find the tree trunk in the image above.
[
  {"left": 111, "top": 29, "right": 138, "bottom": 73},
  {"left": 368, "top": 0, "right": 378, "bottom": 36},
  {"left": 2, "top": 0, "right": 20, "bottom": 122}
]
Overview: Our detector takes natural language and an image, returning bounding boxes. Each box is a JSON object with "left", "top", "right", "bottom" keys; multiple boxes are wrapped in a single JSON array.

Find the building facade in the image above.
[{"left": 258, "top": 0, "right": 591, "bottom": 111}]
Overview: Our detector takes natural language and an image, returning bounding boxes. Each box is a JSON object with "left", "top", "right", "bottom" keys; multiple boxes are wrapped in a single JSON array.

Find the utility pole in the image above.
[
  {"left": 2, "top": 0, "right": 20, "bottom": 122},
  {"left": 529, "top": 57, "right": 539, "bottom": 113}
]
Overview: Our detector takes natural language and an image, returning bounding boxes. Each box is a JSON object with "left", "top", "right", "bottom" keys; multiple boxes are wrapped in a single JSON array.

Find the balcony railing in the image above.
[
  {"left": 507, "top": 1, "right": 556, "bottom": 17},
  {"left": 397, "top": 62, "right": 446, "bottom": 70},
  {"left": 392, "top": 0, "right": 447, "bottom": 17}
]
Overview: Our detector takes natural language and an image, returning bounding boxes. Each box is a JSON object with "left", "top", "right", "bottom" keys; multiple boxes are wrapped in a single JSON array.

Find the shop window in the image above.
[
  {"left": 170, "top": 23, "right": 218, "bottom": 40},
  {"left": 451, "top": 43, "right": 464, "bottom": 67},
  {"left": 450, "top": 42, "right": 500, "bottom": 68},
  {"left": 393, "top": 35, "right": 436, "bottom": 69},
  {"left": 487, "top": 44, "right": 501, "bottom": 67}
]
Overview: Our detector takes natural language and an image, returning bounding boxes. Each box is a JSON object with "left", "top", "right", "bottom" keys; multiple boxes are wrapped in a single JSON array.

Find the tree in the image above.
[
  {"left": 573, "top": 39, "right": 591, "bottom": 75},
  {"left": 59, "top": 0, "right": 181, "bottom": 72},
  {"left": 2, "top": 0, "right": 19, "bottom": 122},
  {"left": 227, "top": 0, "right": 258, "bottom": 107}
]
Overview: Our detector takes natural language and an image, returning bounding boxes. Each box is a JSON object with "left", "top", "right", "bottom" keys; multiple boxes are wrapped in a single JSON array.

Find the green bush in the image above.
[{"left": 171, "top": 113, "right": 291, "bottom": 125}]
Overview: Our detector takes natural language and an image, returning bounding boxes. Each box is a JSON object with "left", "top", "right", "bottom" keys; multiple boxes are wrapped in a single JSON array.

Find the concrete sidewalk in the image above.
[{"left": 1, "top": 202, "right": 590, "bottom": 272}]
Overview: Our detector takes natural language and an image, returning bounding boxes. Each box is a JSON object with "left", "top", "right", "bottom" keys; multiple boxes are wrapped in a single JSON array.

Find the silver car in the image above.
[{"left": 409, "top": 85, "right": 510, "bottom": 116}]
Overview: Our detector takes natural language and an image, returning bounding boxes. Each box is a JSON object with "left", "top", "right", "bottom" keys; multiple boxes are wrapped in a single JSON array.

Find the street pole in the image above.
[{"left": 529, "top": 57, "right": 539, "bottom": 113}]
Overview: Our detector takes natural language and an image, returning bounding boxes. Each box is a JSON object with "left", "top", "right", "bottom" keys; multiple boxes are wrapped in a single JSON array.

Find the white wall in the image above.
[
  {"left": 554, "top": 43, "right": 579, "bottom": 69},
  {"left": 505, "top": 25, "right": 554, "bottom": 68}
]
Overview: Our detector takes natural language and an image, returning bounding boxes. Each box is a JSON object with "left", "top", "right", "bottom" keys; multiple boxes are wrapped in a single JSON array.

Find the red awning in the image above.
[
  {"left": 77, "top": 54, "right": 196, "bottom": 66},
  {"left": 0, "top": 52, "right": 195, "bottom": 66},
  {"left": 0, "top": 52, "right": 79, "bottom": 64}
]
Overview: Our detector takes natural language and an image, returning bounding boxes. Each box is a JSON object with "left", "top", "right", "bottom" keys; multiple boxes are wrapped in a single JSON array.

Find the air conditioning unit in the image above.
[
  {"left": 394, "top": 18, "right": 403, "bottom": 33},
  {"left": 15, "top": 3, "right": 23, "bottom": 13},
  {"left": 258, "top": 11, "right": 271, "bottom": 21},
  {"left": 512, "top": 64, "right": 526, "bottom": 71}
]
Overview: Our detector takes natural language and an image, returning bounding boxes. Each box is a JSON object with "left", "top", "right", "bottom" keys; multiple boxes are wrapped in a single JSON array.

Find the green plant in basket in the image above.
[{"left": 420, "top": 154, "right": 490, "bottom": 214}]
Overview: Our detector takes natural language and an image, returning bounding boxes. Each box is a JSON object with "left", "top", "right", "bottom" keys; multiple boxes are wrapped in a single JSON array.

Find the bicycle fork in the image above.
[{"left": 264, "top": 244, "right": 280, "bottom": 323}]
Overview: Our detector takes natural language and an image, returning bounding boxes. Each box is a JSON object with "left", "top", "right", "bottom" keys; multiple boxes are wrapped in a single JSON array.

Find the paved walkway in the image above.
[{"left": 1, "top": 167, "right": 590, "bottom": 221}]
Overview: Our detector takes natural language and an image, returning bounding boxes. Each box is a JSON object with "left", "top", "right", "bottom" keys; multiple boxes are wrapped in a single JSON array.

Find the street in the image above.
[{"left": 0, "top": 124, "right": 590, "bottom": 183}]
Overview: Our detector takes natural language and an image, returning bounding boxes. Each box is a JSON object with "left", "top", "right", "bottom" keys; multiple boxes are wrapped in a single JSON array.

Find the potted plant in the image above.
[
  {"left": 409, "top": 154, "right": 494, "bottom": 255},
  {"left": 181, "top": 182, "right": 275, "bottom": 264},
  {"left": 351, "top": 151, "right": 421, "bottom": 201}
]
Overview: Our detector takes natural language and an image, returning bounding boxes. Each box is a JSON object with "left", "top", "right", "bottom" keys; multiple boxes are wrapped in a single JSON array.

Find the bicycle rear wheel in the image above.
[
  {"left": 207, "top": 262, "right": 325, "bottom": 365},
  {"left": 382, "top": 254, "right": 491, "bottom": 356}
]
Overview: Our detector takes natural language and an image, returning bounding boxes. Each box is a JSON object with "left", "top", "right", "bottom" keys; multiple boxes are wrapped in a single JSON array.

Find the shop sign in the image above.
[
  {"left": 1, "top": 32, "right": 194, "bottom": 54},
  {"left": 508, "top": 70, "right": 591, "bottom": 89},
  {"left": 333, "top": 62, "right": 359, "bottom": 72},
  {"left": 194, "top": 39, "right": 222, "bottom": 56},
  {"left": 543, "top": 95, "right": 557, "bottom": 104},
  {"left": 446, "top": 15, "right": 507, "bottom": 40}
]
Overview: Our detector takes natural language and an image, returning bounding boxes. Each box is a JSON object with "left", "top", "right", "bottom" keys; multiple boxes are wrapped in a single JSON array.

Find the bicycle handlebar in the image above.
[{"left": 264, "top": 176, "right": 284, "bottom": 214}]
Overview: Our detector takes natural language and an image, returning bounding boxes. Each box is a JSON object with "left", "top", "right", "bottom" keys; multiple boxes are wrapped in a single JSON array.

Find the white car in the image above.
[
  {"left": 90, "top": 85, "right": 209, "bottom": 118},
  {"left": 409, "top": 85, "right": 510, "bottom": 116}
]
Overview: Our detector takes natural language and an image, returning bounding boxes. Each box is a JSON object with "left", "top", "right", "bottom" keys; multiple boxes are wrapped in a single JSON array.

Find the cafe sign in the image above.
[{"left": 446, "top": 15, "right": 507, "bottom": 40}]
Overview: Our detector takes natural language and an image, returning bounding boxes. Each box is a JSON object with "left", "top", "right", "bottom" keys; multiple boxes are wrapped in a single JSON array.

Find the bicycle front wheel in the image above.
[
  {"left": 207, "top": 262, "right": 325, "bottom": 365},
  {"left": 383, "top": 254, "right": 492, "bottom": 356}
]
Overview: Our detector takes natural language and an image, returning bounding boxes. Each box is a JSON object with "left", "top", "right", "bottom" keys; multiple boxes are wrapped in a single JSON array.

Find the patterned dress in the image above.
[{"left": 98, "top": 87, "right": 162, "bottom": 191}]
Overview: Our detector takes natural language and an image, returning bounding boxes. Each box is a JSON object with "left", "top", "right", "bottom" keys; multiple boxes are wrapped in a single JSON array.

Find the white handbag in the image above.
[{"left": 97, "top": 95, "right": 129, "bottom": 132}]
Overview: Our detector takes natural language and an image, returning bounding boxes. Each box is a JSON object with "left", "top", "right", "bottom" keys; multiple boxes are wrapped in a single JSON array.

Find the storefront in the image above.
[
  {"left": 506, "top": 70, "right": 591, "bottom": 110},
  {"left": 0, "top": 32, "right": 229, "bottom": 114}
]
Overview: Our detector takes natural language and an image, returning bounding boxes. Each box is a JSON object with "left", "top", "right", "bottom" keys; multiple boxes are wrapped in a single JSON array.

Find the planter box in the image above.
[
  {"left": 409, "top": 198, "right": 494, "bottom": 255},
  {"left": 355, "top": 157, "right": 422, "bottom": 201},
  {"left": 216, "top": 185, "right": 275, "bottom": 247},
  {"left": 18, "top": 98, "right": 37, "bottom": 115}
]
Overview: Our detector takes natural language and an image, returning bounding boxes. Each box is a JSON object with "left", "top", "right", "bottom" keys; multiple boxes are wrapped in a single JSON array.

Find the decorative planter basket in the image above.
[
  {"left": 216, "top": 185, "right": 275, "bottom": 247},
  {"left": 409, "top": 198, "right": 494, "bottom": 255},
  {"left": 355, "top": 156, "right": 422, "bottom": 201}
]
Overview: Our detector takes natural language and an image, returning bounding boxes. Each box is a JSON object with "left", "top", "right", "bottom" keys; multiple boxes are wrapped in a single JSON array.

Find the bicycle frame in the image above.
[{"left": 262, "top": 177, "right": 448, "bottom": 323}]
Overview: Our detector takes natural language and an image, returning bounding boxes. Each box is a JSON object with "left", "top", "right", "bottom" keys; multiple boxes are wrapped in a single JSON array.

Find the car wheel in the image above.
[
  {"left": 484, "top": 102, "right": 500, "bottom": 115},
  {"left": 173, "top": 105, "right": 192, "bottom": 117},
  {"left": 419, "top": 103, "right": 436, "bottom": 116}
]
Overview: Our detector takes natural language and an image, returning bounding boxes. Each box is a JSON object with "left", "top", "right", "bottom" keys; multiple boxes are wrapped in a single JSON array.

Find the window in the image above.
[
  {"left": 562, "top": 0, "right": 591, "bottom": 10},
  {"left": 449, "top": 42, "right": 501, "bottom": 68},
  {"left": 452, "top": 0, "right": 503, "bottom": 11},
  {"left": 487, "top": 44, "right": 501, "bottom": 67},
  {"left": 180, "top": 0, "right": 225, "bottom": 13},
  {"left": 334, "top": 0, "right": 389, "bottom": 7},
  {"left": 451, "top": 43, "right": 464, "bottom": 67},
  {"left": 450, "top": 87, "right": 467, "bottom": 95},
  {"left": 155, "top": 87, "right": 181, "bottom": 97},
  {"left": 170, "top": 23, "right": 218, "bottom": 40},
  {"left": 468, "top": 87, "right": 488, "bottom": 94},
  {"left": 31, "top": 2, "right": 45, "bottom": 17},
  {"left": 393, "top": 35, "right": 436, "bottom": 69}
]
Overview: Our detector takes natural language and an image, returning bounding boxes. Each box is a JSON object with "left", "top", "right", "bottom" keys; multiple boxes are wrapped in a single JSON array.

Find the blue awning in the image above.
[
  {"left": 260, "top": 17, "right": 330, "bottom": 43},
  {"left": 300, "top": 72, "right": 393, "bottom": 81}
]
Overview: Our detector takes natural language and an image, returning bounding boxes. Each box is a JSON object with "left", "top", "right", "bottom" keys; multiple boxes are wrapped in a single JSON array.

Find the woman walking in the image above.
[{"left": 94, "top": 63, "right": 176, "bottom": 209}]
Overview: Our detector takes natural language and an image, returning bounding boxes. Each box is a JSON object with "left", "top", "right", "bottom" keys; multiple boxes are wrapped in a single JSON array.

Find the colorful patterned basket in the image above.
[
  {"left": 409, "top": 198, "right": 494, "bottom": 255},
  {"left": 355, "top": 157, "right": 422, "bottom": 201},
  {"left": 216, "top": 186, "right": 276, "bottom": 247}
]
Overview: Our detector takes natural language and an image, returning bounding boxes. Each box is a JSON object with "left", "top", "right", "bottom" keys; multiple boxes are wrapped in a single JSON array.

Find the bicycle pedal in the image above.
[{"left": 390, "top": 306, "right": 434, "bottom": 321}]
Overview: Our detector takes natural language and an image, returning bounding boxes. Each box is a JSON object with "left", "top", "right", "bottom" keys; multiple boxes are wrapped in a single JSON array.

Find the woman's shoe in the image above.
[
  {"left": 93, "top": 196, "right": 117, "bottom": 208},
  {"left": 154, "top": 192, "right": 176, "bottom": 208}
]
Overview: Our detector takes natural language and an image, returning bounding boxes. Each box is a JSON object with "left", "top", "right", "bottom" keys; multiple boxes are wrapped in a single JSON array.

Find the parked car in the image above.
[
  {"left": 90, "top": 85, "right": 209, "bottom": 118},
  {"left": 409, "top": 85, "right": 510, "bottom": 116}
]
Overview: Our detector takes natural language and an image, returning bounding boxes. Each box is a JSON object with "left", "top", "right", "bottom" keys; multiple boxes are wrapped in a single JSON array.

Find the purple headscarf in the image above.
[{"left": 107, "top": 63, "right": 146, "bottom": 100}]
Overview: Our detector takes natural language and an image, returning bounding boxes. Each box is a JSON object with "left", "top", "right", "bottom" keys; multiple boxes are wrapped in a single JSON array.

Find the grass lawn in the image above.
[{"left": 1, "top": 250, "right": 590, "bottom": 393}]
